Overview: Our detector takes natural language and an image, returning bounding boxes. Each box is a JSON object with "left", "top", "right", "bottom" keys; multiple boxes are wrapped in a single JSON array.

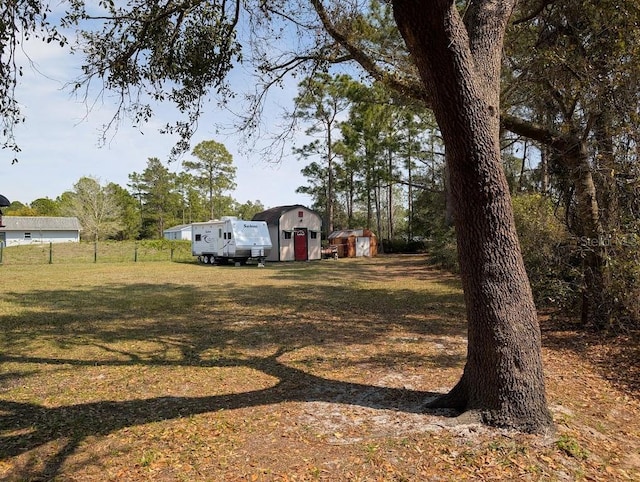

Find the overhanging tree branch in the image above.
[{"left": 309, "top": 0, "right": 429, "bottom": 105}]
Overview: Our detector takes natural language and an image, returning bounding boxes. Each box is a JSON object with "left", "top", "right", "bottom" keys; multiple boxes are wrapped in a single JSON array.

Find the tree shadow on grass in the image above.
[
  {"left": 0, "top": 261, "right": 466, "bottom": 480},
  {"left": 0, "top": 349, "right": 452, "bottom": 480},
  {"left": 1, "top": 278, "right": 466, "bottom": 355}
]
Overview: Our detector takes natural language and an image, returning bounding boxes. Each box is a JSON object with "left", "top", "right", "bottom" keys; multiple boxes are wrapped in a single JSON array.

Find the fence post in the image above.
[
  {"left": 94, "top": 241, "right": 98, "bottom": 263},
  {"left": 49, "top": 242, "right": 53, "bottom": 264},
  {"left": 170, "top": 246, "right": 174, "bottom": 262},
  {"left": 0, "top": 242, "right": 3, "bottom": 265},
  {"left": 134, "top": 243, "right": 138, "bottom": 262}
]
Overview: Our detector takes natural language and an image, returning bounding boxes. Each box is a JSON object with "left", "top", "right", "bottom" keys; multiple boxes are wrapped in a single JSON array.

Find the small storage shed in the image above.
[
  {"left": 252, "top": 205, "right": 322, "bottom": 261},
  {"left": 0, "top": 216, "right": 81, "bottom": 246},
  {"left": 328, "top": 228, "right": 378, "bottom": 258},
  {"left": 163, "top": 224, "right": 192, "bottom": 241}
]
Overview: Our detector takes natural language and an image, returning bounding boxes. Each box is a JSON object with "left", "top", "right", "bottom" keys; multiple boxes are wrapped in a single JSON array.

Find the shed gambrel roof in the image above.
[
  {"left": 0, "top": 216, "right": 81, "bottom": 231},
  {"left": 252, "top": 205, "right": 318, "bottom": 224}
]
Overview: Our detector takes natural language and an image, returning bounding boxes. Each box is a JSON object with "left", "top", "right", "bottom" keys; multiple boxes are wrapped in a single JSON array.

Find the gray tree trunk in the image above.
[{"left": 393, "top": 0, "right": 552, "bottom": 433}]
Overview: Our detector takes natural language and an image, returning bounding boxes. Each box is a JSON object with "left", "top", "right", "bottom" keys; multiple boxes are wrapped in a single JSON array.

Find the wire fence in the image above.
[{"left": 0, "top": 240, "right": 194, "bottom": 266}]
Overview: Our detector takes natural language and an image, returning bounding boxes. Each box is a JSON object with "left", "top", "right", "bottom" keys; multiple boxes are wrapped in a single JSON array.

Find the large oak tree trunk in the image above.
[{"left": 393, "top": 0, "right": 552, "bottom": 433}]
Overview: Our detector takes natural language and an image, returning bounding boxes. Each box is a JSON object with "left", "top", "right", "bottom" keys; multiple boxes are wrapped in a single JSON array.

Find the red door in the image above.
[{"left": 294, "top": 228, "right": 308, "bottom": 261}]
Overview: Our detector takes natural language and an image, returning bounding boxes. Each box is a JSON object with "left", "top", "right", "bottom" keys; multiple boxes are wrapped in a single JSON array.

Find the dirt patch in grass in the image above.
[{"left": 1, "top": 255, "right": 638, "bottom": 481}]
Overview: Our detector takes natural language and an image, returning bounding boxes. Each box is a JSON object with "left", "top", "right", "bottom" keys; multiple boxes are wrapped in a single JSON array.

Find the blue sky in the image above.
[{"left": 1, "top": 32, "right": 313, "bottom": 210}]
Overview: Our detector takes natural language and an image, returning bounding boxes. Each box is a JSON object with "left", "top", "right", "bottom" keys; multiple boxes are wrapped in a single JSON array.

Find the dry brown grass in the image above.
[{"left": 0, "top": 255, "right": 638, "bottom": 481}]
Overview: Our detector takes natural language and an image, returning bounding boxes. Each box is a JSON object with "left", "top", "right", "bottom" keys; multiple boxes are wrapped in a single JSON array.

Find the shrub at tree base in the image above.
[
  {"left": 426, "top": 194, "right": 586, "bottom": 313},
  {"left": 604, "top": 232, "right": 640, "bottom": 330},
  {"left": 513, "top": 194, "right": 640, "bottom": 331},
  {"left": 512, "top": 194, "right": 579, "bottom": 311},
  {"left": 383, "top": 238, "right": 427, "bottom": 254},
  {"left": 426, "top": 226, "right": 460, "bottom": 273}
]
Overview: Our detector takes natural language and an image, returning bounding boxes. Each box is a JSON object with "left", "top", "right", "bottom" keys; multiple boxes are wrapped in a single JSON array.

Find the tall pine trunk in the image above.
[{"left": 393, "top": 0, "right": 552, "bottom": 433}]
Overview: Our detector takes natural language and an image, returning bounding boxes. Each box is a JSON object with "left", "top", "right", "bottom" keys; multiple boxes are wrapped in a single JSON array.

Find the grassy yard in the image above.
[{"left": 0, "top": 255, "right": 638, "bottom": 481}]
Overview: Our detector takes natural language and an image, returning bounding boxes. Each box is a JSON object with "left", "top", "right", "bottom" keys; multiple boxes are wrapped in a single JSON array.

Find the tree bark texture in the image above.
[
  {"left": 393, "top": 0, "right": 552, "bottom": 433},
  {"left": 562, "top": 135, "right": 610, "bottom": 329},
  {"left": 502, "top": 115, "right": 611, "bottom": 329}
]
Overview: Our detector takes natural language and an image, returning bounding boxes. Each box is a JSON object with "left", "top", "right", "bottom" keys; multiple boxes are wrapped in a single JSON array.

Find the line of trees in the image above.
[
  {"left": 293, "top": 72, "right": 444, "bottom": 245},
  {"left": 4, "top": 141, "right": 264, "bottom": 240}
]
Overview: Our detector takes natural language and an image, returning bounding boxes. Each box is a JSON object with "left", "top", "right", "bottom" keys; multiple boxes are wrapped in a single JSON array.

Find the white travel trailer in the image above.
[{"left": 191, "top": 217, "right": 272, "bottom": 265}]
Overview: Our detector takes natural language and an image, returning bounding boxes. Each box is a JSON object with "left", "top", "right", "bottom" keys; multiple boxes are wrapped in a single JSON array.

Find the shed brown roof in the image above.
[{"left": 252, "top": 205, "right": 316, "bottom": 224}]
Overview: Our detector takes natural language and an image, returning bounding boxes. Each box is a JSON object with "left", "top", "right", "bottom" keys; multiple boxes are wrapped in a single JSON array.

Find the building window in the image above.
[
  {"left": 283, "top": 231, "right": 292, "bottom": 240},
  {"left": 195, "top": 234, "right": 202, "bottom": 241},
  {"left": 24, "top": 232, "right": 31, "bottom": 240},
  {"left": 310, "top": 231, "right": 318, "bottom": 239},
  {"left": 298, "top": 210, "right": 304, "bottom": 218}
]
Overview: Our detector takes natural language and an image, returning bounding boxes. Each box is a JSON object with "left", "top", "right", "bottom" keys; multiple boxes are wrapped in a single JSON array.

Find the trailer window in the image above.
[
  {"left": 218, "top": 228, "right": 222, "bottom": 238},
  {"left": 227, "top": 231, "right": 232, "bottom": 239},
  {"left": 195, "top": 234, "right": 202, "bottom": 241},
  {"left": 24, "top": 232, "right": 31, "bottom": 240}
]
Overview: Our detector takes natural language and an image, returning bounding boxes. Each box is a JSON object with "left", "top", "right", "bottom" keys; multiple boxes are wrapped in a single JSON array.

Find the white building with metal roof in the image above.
[
  {"left": 0, "top": 216, "right": 81, "bottom": 246},
  {"left": 163, "top": 224, "right": 193, "bottom": 241}
]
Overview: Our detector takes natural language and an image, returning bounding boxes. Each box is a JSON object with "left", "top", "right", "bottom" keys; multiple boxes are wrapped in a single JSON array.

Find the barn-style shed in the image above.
[
  {"left": 252, "top": 205, "right": 322, "bottom": 261},
  {"left": 328, "top": 228, "right": 378, "bottom": 258}
]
